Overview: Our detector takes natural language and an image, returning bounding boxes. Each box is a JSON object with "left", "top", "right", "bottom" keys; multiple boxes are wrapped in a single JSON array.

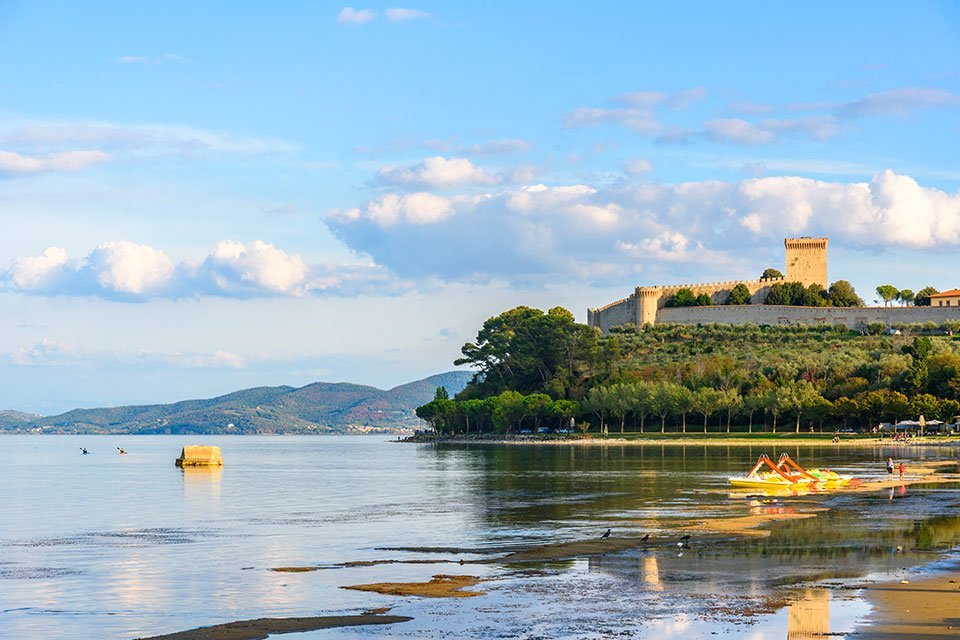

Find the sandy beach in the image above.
[{"left": 851, "top": 569, "right": 960, "bottom": 638}]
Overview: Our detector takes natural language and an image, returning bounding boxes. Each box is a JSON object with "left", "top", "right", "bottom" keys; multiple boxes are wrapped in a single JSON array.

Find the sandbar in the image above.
[
  {"left": 273, "top": 558, "right": 465, "bottom": 572},
  {"left": 682, "top": 510, "right": 825, "bottom": 537},
  {"left": 495, "top": 536, "right": 659, "bottom": 563},
  {"left": 343, "top": 574, "right": 484, "bottom": 597},
  {"left": 134, "top": 614, "right": 413, "bottom": 640}
]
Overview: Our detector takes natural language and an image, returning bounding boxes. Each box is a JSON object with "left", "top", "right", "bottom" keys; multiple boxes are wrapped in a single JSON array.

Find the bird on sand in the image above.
[
  {"left": 640, "top": 533, "right": 650, "bottom": 542},
  {"left": 601, "top": 528, "right": 611, "bottom": 539},
  {"left": 80, "top": 447, "right": 89, "bottom": 455},
  {"left": 677, "top": 534, "right": 691, "bottom": 549}
]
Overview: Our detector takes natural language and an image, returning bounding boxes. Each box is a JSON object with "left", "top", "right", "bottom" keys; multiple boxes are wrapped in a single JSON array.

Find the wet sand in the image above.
[
  {"left": 273, "top": 558, "right": 465, "bottom": 572},
  {"left": 343, "top": 574, "right": 485, "bottom": 597},
  {"left": 269, "top": 459, "right": 960, "bottom": 635},
  {"left": 682, "top": 510, "right": 826, "bottom": 537},
  {"left": 495, "top": 535, "right": 660, "bottom": 563},
  {"left": 851, "top": 570, "right": 960, "bottom": 639},
  {"left": 134, "top": 614, "right": 413, "bottom": 640}
]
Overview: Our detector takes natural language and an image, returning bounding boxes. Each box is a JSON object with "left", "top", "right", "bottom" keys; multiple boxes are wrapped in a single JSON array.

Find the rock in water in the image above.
[{"left": 176, "top": 445, "right": 223, "bottom": 467}]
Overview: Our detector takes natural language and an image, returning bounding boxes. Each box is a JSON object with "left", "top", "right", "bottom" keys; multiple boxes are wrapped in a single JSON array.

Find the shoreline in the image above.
[{"left": 407, "top": 434, "right": 960, "bottom": 447}]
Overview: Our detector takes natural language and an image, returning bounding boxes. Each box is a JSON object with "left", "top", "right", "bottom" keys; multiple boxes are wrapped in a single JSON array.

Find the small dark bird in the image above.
[
  {"left": 640, "top": 533, "right": 650, "bottom": 542},
  {"left": 80, "top": 447, "right": 89, "bottom": 455},
  {"left": 601, "top": 528, "right": 611, "bottom": 539},
  {"left": 679, "top": 534, "right": 691, "bottom": 542}
]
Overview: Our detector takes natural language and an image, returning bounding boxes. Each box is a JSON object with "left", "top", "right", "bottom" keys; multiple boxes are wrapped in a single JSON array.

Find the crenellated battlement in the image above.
[
  {"left": 592, "top": 295, "right": 632, "bottom": 313},
  {"left": 652, "top": 275, "right": 785, "bottom": 295},
  {"left": 784, "top": 237, "right": 828, "bottom": 250}
]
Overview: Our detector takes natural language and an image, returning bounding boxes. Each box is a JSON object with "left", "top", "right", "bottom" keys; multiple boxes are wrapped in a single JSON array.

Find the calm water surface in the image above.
[{"left": 2, "top": 435, "right": 959, "bottom": 639}]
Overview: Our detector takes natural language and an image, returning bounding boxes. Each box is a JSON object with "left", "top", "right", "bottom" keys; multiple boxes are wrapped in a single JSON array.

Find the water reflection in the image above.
[
  {"left": 181, "top": 466, "right": 222, "bottom": 506},
  {"left": 642, "top": 555, "right": 663, "bottom": 591},
  {"left": 2, "top": 436, "right": 958, "bottom": 640},
  {"left": 787, "top": 589, "right": 829, "bottom": 640}
]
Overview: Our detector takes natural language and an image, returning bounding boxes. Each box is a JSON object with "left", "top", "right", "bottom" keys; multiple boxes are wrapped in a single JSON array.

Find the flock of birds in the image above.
[{"left": 600, "top": 528, "right": 692, "bottom": 551}]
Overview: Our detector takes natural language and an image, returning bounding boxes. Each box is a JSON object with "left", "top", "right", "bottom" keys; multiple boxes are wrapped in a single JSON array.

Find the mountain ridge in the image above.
[{"left": 0, "top": 371, "right": 471, "bottom": 435}]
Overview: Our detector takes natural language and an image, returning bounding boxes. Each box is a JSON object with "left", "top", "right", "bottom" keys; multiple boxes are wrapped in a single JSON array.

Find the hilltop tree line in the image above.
[
  {"left": 664, "top": 269, "right": 941, "bottom": 309},
  {"left": 876, "top": 285, "right": 940, "bottom": 307},
  {"left": 416, "top": 306, "right": 960, "bottom": 436}
]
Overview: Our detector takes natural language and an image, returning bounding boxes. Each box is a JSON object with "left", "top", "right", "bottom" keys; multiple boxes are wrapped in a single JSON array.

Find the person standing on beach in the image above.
[
  {"left": 886, "top": 458, "right": 894, "bottom": 475},
  {"left": 899, "top": 462, "right": 905, "bottom": 480}
]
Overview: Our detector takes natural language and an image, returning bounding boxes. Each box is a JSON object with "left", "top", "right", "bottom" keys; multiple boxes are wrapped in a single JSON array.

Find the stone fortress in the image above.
[{"left": 588, "top": 237, "right": 960, "bottom": 332}]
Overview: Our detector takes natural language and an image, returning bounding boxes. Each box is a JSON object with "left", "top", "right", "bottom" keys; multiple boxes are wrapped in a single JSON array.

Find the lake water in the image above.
[{"left": 2, "top": 435, "right": 959, "bottom": 639}]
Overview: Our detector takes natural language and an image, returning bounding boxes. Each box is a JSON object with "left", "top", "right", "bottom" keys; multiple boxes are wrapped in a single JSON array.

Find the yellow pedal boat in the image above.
[{"left": 729, "top": 453, "right": 854, "bottom": 489}]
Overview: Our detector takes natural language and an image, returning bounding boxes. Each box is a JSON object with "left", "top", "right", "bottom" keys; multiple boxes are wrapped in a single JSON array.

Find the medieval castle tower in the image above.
[{"left": 784, "top": 237, "right": 828, "bottom": 289}]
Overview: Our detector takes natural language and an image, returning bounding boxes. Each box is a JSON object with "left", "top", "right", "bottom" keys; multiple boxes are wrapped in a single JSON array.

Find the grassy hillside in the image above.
[{"left": 4, "top": 371, "right": 472, "bottom": 435}]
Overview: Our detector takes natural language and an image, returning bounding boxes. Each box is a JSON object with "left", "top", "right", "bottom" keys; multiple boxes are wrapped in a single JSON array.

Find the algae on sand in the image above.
[{"left": 343, "top": 574, "right": 485, "bottom": 598}]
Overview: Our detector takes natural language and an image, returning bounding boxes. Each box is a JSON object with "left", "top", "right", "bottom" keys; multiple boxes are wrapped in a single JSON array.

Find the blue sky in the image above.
[{"left": 1, "top": 1, "right": 959, "bottom": 413}]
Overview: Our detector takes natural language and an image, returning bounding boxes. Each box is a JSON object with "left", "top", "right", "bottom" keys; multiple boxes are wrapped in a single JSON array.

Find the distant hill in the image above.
[
  {"left": 0, "top": 410, "right": 43, "bottom": 427},
  {"left": 1, "top": 371, "right": 472, "bottom": 435}
]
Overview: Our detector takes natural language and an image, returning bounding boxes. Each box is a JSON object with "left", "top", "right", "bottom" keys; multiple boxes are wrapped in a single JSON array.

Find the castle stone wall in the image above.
[
  {"left": 649, "top": 276, "right": 784, "bottom": 309},
  {"left": 656, "top": 305, "right": 960, "bottom": 328},
  {"left": 588, "top": 295, "right": 637, "bottom": 333}
]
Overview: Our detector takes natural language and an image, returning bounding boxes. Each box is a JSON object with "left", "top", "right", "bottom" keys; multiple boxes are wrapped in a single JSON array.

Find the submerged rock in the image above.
[{"left": 175, "top": 445, "right": 223, "bottom": 467}]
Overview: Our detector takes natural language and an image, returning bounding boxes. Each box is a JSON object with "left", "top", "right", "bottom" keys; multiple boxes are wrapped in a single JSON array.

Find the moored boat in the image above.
[{"left": 729, "top": 453, "right": 855, "bottom": 489}]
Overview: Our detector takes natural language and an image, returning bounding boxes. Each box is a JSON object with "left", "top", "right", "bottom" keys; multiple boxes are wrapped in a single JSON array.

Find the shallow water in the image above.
[{"left": 1, "top": 436, "right": 958, "bottom": 639}]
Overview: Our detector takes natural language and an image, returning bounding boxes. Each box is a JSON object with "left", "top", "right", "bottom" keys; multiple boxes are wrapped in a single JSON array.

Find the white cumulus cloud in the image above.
[
  {"left": 326, "top": 170, "right": 960, "bottom": 285},
  {"left": 193, "top": 240, "right": 310, "bottom": 296},
  {"left": 337, "top": 7, "right": 376, "bottom": 23},
  {"left": 8, "top": 247, "right": 70, "bottom": 289},
  {"left": 86, "top": 241, "right": 175, "bottom": 295},
  {"left": 3, "top": 240, "right": 394, "bottom": 300},
  {"left": 377, "top": 156, "right": 499, "bottom": 189}
]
